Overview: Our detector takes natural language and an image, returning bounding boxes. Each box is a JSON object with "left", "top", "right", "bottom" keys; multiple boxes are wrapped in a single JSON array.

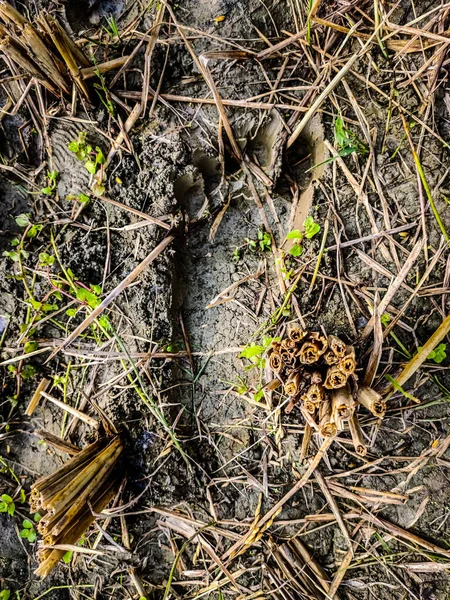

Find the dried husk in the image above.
[
  {"left": 324, "top": 366, "right": 348, "bottom": 389},
  {"left": 289, "top": 327, "right": 306, "bottom": 342},
  {"left": 284, "top": 371, "right": 302, "bottom": 396},
  {"left": 269, "top": 351, "right": 283, "bottom": 373},
  {"left": 338, "top": 346, "right": 357, "bottom": 376}
]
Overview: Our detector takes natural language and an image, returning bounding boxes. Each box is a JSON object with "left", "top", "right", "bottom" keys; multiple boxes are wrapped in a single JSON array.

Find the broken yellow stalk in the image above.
[
  {"left": 319, "top": 397, "right": 337, "bottom": 438},
  {"left": 22, "top": 23, "right": 69, "bottom": 93},
  {"left": 51, "top": 442, "right": 122, "bottom": 536},
  {"left": 357, "top": 386, "right": 386, "bottom": 418},
  {"left": 32, "top": 440, "right": 102, "bottom": 494},
  {"left": 46, "top": 437, "right": 121, "bottom": 514},
  {"left": 25, "top": 378, "right": 50, "bottom": 416},
  {"left": 385, "top": 313, "right": 450, "bottom": 400},
  {"left": 348, "top": 413, "right": 367, "bottom": 456},
  {"left": 331, "top": 384, "right": 355, "bottom": 427},
  {"left": 38, "top": 14, "right": 91, "bottom": 100},
  {"left": 35, "top": 478, "right": 118, "bottom": 578}
]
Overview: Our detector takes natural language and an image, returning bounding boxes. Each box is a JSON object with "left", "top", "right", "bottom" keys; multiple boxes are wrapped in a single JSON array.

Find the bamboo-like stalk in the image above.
[
  {"left": 323, "top": 348, "right": 339, "bottom": 365},
  {"left": 0, "top": 34, "right": 57, "bottom": 94},
  {"left": 35, "top": 478, "right": 118, "bottom": 578},
  {"left": 0, "top": 1, "right": 26, "bottom": 26},
  {"left": 38, "top": 15, "right": 91, "bottom": 100},
  {"left": 298, "top": 339, "right": 322, "bottom": 364},
  {"left": 348, "top": 413, "right": 367, "bottom": 456},
  {"left": 331, "top": 384, "right": 355, "bottom": 427},
  {"left": 46, "top": 437, "right": 121, "bottom": 514},
  {"left": 288, "top": 327, "right": 306, "bottom": 342},
  {"left": 284, "top": 371, "right": 301, "bottom": 396},
  {"left": 338, "top": 346, "right": 357, "bottom": 376},
  {"left": 357, "top": 386, "right": 386, "bottom": 418},
  {"left": 22, "top": 23, "right": 69, "bottom": 93},
  {"left": 40, "top": 391, "right": 99, "bottom": 427},
  {"left": 32, "top": 440, "right": 102, "bottom": 494},
  {"left": 319, "top": 397, "right": 337, "bottom": 438},
  {"left": 35, "top": 430, "right": 80, "bottom": 456},
  {"left": 304, "top": 382, "right": 324, "bottom": 406},
  {"left": 300, "top": 423, "right": 312, "bottom": 461},
  {"left": 328, "top": 335, "right": 347, "bottom": 358},
  {"left": 51, "top": 443, "right": 122, "bottom": 536}
]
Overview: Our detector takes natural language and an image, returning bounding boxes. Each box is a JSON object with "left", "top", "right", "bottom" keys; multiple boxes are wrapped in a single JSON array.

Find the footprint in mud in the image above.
[{"left": 51, "top": 121, "right": 92, "bottom": 199}]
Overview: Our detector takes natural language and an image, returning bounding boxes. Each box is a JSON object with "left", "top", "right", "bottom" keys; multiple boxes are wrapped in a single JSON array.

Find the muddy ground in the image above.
[{"left": 1, "top": 0, "right": 450, "bottom": 598}]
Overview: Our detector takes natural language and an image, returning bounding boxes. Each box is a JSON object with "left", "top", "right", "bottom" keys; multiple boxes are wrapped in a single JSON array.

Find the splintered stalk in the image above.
[
  {"left": 35, "top": 478, "right": 118, "bottom": 578},
  {"left": 38, "top": 14, "right": 91, "bottom": 100},
  {"left": 32, "top": 440, "right": 102, "bottom": 495}
]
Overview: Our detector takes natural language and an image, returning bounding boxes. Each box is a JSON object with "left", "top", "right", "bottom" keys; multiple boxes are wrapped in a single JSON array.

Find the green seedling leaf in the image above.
[
  {"left": 289, "top": 244, "right": 303, "bottom": 257},
  {"left": 39, "top": 252, "right": 54, "bottom": 267},
  {"left": 68, "top": 141, "right": 79, "bottom": 153},
  {"left": 95, "top": 147, "right": 106, "bottom": 164},
  {"left": 0, "top": 590, "right": 11, "bottom": 600},
  {"left": 90, "top": 284, "right": 102, "bottom": 295},
  {"left": 286, "top": 229, "right": 303, "bottom": 240},
  {"left": 92, "top": 182, "right": 105, "bottom": 197},
  {"left": 62, "top": 550, "right": 73, "bottom": 564},
  {"left": 239, "top": 345, "right": 265, "bottom": 359},
  {"left": 42, "top": 303, "right": 58, "bottom": 312},
  {"left": 303, "top": 216, "right": 320, "bottom": 238},
  {"left": 24, "top": 341, "right": 38, "bottom": 354},
  {"left": 22, "top": 519, "right": 33, "bottom": 529},
  {"left": 76, "top": 287, "right": 101, "bottom": 308},
  {"left": 33, "top": 513, "right": 42, "bottom": 522},
  {"left": 15, "top": 214, "right": 30, "bottom": 227},
  {"left": 10, "top": 238, "right": 20, "bottom": 246},
  {"left": 3, "top": 251, "right": 19, "bottom": 262},
  {"left": 21, "top": 364, "right": 37, "bottom": 379},
  {"left": 79, "top": 193, "right": 90, "bottom": 204},
  {"left": 27, "top": 224, "right": 43, "bottom": 238},
  {"left": 85, "top": 160, "right": 97, "bottom": 175},
  {"left": 66, "top": 308, "right": 77, "bottom": 317},
  {"left": 418, "top": 342, "right": 447, "bottom": 364}
]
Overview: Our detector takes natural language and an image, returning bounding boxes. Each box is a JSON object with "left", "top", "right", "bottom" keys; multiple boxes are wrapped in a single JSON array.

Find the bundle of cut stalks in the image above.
[
  {"left": 0, "top": 1, "right": 91, "bottom": 98},
  {"left": 30, "top": 435, "right": 123, "bottom": 578},
  {"left": 267, "top": 537, "right": 340, "bottom": 600},
  {"left": 268, "top": 327, "right": 385, "bottom": 455}
]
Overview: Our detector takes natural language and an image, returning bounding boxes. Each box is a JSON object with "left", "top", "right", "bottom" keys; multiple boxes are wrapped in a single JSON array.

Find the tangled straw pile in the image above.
[
  {"left": 30, "top": 436, "right": 123, "bottom": 578},
  {"left": 268, "top": 327, "right": 385, "bottom": 455}
]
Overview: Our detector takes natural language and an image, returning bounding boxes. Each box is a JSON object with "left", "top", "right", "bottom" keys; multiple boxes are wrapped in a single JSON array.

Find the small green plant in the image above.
[
  {"left": 286, "top": 216, "right": 321, "bottom": 257},
  {"left": 418, "top": 342, "right": 447, "bottom": 364},
  {"left": 20, "top": 518, "right": 37, "bottom": 543},
  {"left": 66, "top": 192, "right": 90, "bottom": 205},
  {"left": 68, "top": 132, "right": 106, "bottom": 196},
  {"left": 0, "top": 494, "right": 15, "bottom": 516},
  {"left": 334, "top": 115, "right": 368, "bottom": 157},
  {"left": 40, "top": 170, "right": 58, "bottom": 196},
  {"left": 239, "top": 336, "right": 279, "bottom": 370},
  {"left": 103, "top": 16, "right": 120, "bottom": 39},
  {"left": 244, "top": 230, "right": 272, "bottom": 253},
  {"left": 0, "top": 590, "right": 11, "bottom": 600}
]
